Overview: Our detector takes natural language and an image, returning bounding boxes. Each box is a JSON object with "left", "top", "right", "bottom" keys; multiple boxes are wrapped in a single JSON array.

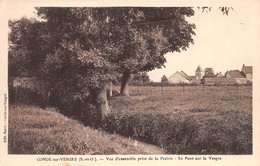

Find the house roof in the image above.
[
  {"left": 226, "top": 70, "right": 245, "bottom": 78},
  {"left": 169, "top": 71, "right": 180, "bottom": 78},
  {"left": 168, "top": 71, "right": 192, "bottom": 83},
  {"left": 195, "top": 65, "right": 203, "bottom": 72},
  {"left": 242, "top": 66, "right": 252, "bottom": 74},
  {"left": 215, "top": 72, "right": 224, "bottom": 78},
  {"left": 189, "top": 76, "right": 197, "bottom": 80},
  {"left": 180, "top": 71, "right": 192, "bottom": 81}
]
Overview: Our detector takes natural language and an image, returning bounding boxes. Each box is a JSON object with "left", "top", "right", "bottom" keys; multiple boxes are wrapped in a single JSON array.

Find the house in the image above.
[
  {"left": 225, "top": 70, "right": 247, "bottom": 84},
  {"left": 168, "top": 65, "right": 203, "bottom": 84},
  {"left": 168, "top": 71, "right": 192, "bottom": 84},
  {"left": 215, "top": 72, "right": 224, "bottom": 78},
  {"left": 168, "top": 64, "right": 252, "bottom": 85},
  {"left": 241, "top": 64, "right": 252, "bottom": 82},
  {"left": 226, "top": 70, "right": 245, "bottom": 79},
  {"left": 180, "top": 71, "right": 192, "bottom": 81},
  {"left": 204, "top": 65, "right": 252, "bottom": 85}
]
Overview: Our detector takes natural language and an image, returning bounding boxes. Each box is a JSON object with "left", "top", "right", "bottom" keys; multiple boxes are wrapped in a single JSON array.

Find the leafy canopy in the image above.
[
  {"left": 204, "top": 68, "right": 215, "bottom": 78},
  {"left": 161, "top": 75, "right": 168, "bottom": 83},
  {"left": 8, "top": 17, "right": 48, "bottom": 77},
  {"left": 9, "top": 7, "right": 196, "bottom": 102}
]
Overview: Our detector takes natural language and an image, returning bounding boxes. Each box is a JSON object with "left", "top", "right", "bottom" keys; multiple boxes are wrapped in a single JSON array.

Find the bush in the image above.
[
  {"left": 103, "top": 111, "right": 252, "bottom": 154},
  {"left": 104, "top": 114, "right": 199, "bottom": 154}
]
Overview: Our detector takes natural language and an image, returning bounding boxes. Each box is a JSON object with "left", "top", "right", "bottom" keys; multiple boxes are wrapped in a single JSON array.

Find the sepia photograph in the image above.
[{"left": 1, "top": 1, "right": 260, "bottom": 166}]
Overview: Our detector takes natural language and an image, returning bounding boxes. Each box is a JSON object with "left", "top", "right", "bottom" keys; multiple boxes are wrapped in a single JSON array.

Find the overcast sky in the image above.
[
  {"left": 149, "top": 7, "right": 256, "bottom": 82},
  {"left": 7, "top": 6, "right": 257, "bottom": 82}
]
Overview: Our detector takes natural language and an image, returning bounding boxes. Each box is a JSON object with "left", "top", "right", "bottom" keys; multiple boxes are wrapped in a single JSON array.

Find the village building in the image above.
[
  {"left": 241, "top": 64, "right": 253, "bottom": 82},
  {"left": 195, "top": 65, "right": 204, "bottom": 80},
  {"left": 167, "top": 64, "right": 253, "bottom": 85},
  {"left": 180, "top": 71, "right": 192, "bottom": 81},
  {"left": 204, "top": 64, "right": 252, "bottom": 85},
  {"left": 189, "top": 65, "right": 203, "bottom": 84},
  {"left": 168, "top": 65, "right": 203, "bottom": 84},
  {"left": 168, "top": 71, "right": 192, "bottom": 84},
  {"left": 204, "top": 78, "right": 236, "bottom": 85},
  {"left": 225, "top": 70, "right": 247, "bottom": 84},
  {"left": 215, "top": 72, "right": 224, "bottom": 78}
]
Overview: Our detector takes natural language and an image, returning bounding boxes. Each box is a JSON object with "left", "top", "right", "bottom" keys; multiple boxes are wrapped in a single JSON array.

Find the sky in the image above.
[
  {"left": 7, "top": 6, "right": 257, "bottom": 82},
  {"left": 148, "top": 7, "right": 256, "bottom": 82}
]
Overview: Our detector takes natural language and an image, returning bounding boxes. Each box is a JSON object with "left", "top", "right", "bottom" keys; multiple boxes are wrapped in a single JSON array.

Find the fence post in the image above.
[
  {"left": 182, "top": 83, "right": 184, "bottom": 92},
  {"left": 109, "top": 81, "right": 113, "bottom": 97},
  {"left": 161, "top": 86, "right": 163, "bottom": 95}
]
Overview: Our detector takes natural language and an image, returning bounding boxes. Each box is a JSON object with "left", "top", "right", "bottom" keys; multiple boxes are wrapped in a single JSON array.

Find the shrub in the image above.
[{"left": 103, "top": 110, "right": 252, "bottom": 154}]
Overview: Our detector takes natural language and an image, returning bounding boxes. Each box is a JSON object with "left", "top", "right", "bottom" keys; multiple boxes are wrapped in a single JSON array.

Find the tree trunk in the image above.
[
  {"left": 89, "top": 86, "right": 111, "bottom": 124},
  {"left": 120, "top": 73, "right": 133, "bottom": 96}
]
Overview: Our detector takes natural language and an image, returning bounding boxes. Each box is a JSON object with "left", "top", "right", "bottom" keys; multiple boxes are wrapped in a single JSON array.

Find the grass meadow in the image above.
[
  {"left": 8, "top": 85, "right": 252, "bottom": 154},
  {"left": 106, "top": 85, "right": 252, "bottom": 154}
]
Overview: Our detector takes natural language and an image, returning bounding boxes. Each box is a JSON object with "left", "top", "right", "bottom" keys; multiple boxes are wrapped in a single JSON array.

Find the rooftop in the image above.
[
  {"left": 226, "top": 70, "right": 245, "bottom": 78},
  {"left": 195, "top": 65, "right": 203, "bottom": 72}
]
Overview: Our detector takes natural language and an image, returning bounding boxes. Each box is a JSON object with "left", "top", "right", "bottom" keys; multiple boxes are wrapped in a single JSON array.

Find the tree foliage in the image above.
[
  {"left": 108, "top": 8, "right": 196, "bottom": 95},
  {"left": 37, "top": 7, "right": 196, "bottom": 96},
  {"left": 8, "top": 17, "right": 48, "bottom": 77},
  {"left": 197, "top": 7, "right": 233, "bottom": 15},
  {"left": 9, "top": 7, "right": 197, "bottom": 122},
  {"left": 161, "top": 75, "right": 168, "bottom": 83},
  {"left": 204, "top": 68, "right": 215, "bottom": 78},
  {"left": 36, "top": 8, "right": 122, "bottom": 102},
  {"left": 131, "top": 72, "right": 150, "bottom": 85}
]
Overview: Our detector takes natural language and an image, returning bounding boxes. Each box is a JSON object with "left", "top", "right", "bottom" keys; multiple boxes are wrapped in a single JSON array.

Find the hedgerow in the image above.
[{"left": 103, "top": 111, "right": 252, "bottom": 154}]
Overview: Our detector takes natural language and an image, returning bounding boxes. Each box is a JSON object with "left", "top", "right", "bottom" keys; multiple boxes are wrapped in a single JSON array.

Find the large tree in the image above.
[
  {"left": 36, "top": 8, "right": 124, "bottom": 122},
  {"left": 9, "top": 7, "right": 196, "bottom": 123},
  {"left": 35, "top": 7, "right": 196, "bottom": 116}
]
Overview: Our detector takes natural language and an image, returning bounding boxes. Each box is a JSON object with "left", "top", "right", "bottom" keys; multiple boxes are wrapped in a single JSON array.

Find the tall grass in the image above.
[
  {"left": 8, "top": 105, "right": 165, "bottom": 154},
  {"left": 105, "top": 85, "right": 252, "bottom": 154}
]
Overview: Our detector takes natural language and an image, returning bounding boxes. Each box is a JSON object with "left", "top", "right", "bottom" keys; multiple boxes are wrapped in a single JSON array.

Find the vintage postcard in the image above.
[{"left": 0, "top": 0, "right": 260, "bottom": 166}]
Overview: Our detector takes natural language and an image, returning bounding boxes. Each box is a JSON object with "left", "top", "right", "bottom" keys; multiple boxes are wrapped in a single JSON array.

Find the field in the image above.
[
  {"left": 112, "top": 85, "right": 252, "bottom": 112},
  {"left": 106, "top": 85, "right": 252, "bottom": 154},
  {"left": 8, "top": 85, "right": 252, "bottom": 154}
]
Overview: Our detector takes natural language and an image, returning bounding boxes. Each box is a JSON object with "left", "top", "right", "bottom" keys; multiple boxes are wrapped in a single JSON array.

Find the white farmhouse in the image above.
[{"left": 168, "top": 71, "right": 192, "bottom": 84}]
